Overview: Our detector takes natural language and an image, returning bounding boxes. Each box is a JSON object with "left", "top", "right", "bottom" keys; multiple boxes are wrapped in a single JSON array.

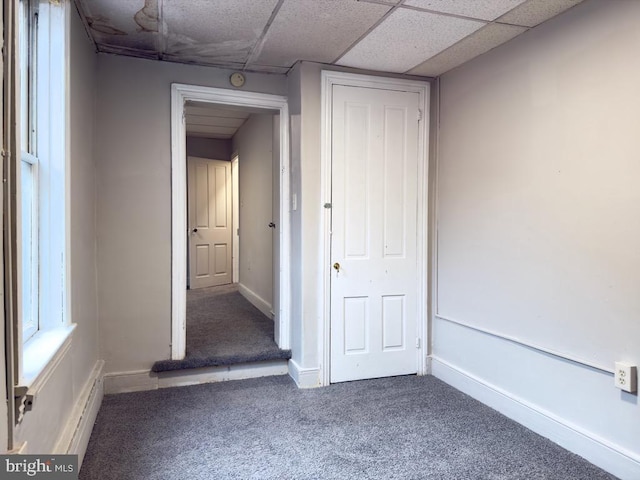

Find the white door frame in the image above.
[
  {"left": 319, "top": 71, "right": 430, "bottom": 386},
  {"left": 171, "top": 83, "right": 291, "bottom": 359}
]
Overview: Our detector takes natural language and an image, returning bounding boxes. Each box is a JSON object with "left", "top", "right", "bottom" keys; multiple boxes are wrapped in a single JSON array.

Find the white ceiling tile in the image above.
[
  {"left": 254, "top": 0, "right": 391, "bottom": 68},
  {"left": 78, "top": 0, "right": 158, "bottom": 51},
  {"left": 337, "top": 8, "right": 485, "bottom": 73},
  {"left": 185, "top": 115, "right": 246, "bottom": 128},
  {"left": 403, "top": 0, "right": 528, "bottom": 21},
  {"left": 497, "top": 0, "right": 584, "bottom": 27},
  {"left": 163, "top": 0, "right": 279, "bottom": 63},
  {"left": 94, "top": 33, "right": 159, "bottom": 52},
  {"left": 96, "top": 44, "right": 161, "bottom": 61},
  {"left": 408, "top": 23, "right": 527, "bottom": 76}
]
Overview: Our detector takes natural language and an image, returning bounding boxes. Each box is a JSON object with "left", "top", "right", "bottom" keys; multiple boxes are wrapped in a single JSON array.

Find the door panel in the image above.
[
  {"left": 188, "top": 157, "right": 232, "bottom": 289},
  {"left": 330, "top": 85, "right": 420, "bottom": 383}
]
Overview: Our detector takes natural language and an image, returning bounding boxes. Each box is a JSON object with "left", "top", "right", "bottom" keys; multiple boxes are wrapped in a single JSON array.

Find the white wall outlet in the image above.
[{"left": 614, "top": 362, "right": 637, "bottom": 393}]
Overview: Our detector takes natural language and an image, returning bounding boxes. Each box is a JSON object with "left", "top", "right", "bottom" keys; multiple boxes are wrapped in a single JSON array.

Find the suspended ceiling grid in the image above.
[{"left": 75, "top": 0, "right": 584, "bottom": 77}]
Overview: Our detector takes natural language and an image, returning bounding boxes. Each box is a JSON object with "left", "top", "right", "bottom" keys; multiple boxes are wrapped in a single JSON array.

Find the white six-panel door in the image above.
[
  {"left": 188, "top": 157, "right": 232, "bottom": 289},
  {"left": 330, "top": 85, "right": 420, "bottom": 383}
]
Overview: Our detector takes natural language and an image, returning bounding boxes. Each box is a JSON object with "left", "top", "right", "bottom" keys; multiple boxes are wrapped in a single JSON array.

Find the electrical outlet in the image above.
[{"left": 614, "top": 362, "right": 637, "bottom": 393}]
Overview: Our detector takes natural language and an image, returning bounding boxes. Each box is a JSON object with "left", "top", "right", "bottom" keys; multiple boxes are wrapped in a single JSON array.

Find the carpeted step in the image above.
[{"left": 151, "top": 349, "right": 291, "bottom": 373}]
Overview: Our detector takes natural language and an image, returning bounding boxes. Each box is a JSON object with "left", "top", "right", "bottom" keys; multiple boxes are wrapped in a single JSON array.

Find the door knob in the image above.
[
  {"left": 333, "top": 262, "right": 341, "bottom": 272},
  {"left": 268, "top": 222, "right": 276, "bottom": 229},
  {"left": 192, "top": 228, "right": 198, "bottom": 233}
]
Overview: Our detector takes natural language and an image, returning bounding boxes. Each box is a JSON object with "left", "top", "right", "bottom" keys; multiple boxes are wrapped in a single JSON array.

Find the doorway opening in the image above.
[
  {"left": 169, "top": 84, "right": 291, "bottom": 364},
  {"left": 181, "top": 104, "right": 285, "bottom": 368}
]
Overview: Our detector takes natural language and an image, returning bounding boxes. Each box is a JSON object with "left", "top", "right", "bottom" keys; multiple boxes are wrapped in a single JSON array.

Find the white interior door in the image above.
[
  {"left": 330, "top": 85, "right": 420, "bottom": 383},
  {"left": 188, "top": 156, "right": 232, "bottom": 289}
]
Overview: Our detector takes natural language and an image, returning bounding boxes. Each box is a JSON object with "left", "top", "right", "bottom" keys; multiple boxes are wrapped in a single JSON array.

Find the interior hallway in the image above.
[{"left": 152, "top": 285, "right": 290, "bottom": 373}]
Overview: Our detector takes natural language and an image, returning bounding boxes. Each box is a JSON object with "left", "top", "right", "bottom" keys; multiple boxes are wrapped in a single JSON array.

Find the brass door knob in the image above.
[{"left": 333, "top": 262, "right": 341, "bottom": 272}]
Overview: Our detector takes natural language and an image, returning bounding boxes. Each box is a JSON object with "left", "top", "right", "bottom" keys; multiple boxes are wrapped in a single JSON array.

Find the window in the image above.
[
  {"left": 18, "top": 0, "right": 71, "bottom": 381},
  {"left": 19, "top": 0, "right": 39, "bottom": 342}
]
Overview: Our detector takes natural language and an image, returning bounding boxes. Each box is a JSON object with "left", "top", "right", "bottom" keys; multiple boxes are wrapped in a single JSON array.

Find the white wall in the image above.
[
  {"left": 435, "top": 1, "right": 640, "bottom": 477},
  {"left": 13, "top": 4, "right": 100, "bottom": 454},
  {"left": 95, "top": 55, "right": 287, "bottom": 373},
  {"left": 286, "top": 63, "right": 322, "bottom": 371},
  {"left": 231, "top": 114, "right": 275, "bottom": 314}
]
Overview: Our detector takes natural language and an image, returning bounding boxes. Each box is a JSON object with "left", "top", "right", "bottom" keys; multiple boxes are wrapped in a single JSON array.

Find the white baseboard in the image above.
[
  {"left": 54, "top": 360, "right": 104, "bottom": 467},
  {"left": 431, "top": 357, "right": 640, "bottom": 480},
  {"left": 238, "top": 283, "right": 273, "bottom": 320},
  {"left": 288, "top": 359, "right": 321, "bottom": 388}
]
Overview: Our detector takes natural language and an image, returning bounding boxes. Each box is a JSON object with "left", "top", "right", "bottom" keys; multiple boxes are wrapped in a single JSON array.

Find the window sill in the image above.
[{"left": 22, "top": 324, "right": 77, "bottom": 387}]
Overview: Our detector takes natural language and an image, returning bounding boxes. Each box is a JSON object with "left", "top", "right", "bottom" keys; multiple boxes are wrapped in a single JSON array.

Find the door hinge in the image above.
[
  {"left": 416, "top": 337, "right": 421, "bottom": 349},
  {"left": 417, "top": 109, "right": 423, "bottom": 122}
]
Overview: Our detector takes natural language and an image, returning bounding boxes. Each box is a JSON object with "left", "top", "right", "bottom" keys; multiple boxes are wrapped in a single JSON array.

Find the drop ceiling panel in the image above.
[
  {"left": 497, "top": 0, "right": 584, "bottom": 27},
  {"left": 403, "top": 0, "right": 528, "bottom": 21},
  {"left": 254, "top": 0, "right": 391, "bottom": 68},
  {"left": 79, "top": 0, "right": 159, "bottom": 51},
  {"left": 409, "top": 23, "right": 527, "bottom": 76},
  {"left": 76, "top": 0, "right": 586, "bottom": 75},
  {"left": 163, "top": 0, "right": 279, "bottom": 63},
  {"left": 186, "top": 125, "right": 238, "bottom": 137},
  {"left": 337, "top": 8, "right": 486, "bottom": 73}
]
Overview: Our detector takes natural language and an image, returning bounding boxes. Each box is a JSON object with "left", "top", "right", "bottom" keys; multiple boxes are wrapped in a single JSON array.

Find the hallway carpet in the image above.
[
  {"left": 80, "top": 375, "right": 616, "bottom": 480},
  {"left": 152, "top": 284, "right": 290, "bottom": 372}
]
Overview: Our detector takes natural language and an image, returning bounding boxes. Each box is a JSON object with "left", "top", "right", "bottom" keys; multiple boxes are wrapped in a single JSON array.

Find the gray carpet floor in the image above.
[
  {"left": 80, "top": 375, "right": 616, "bottom": 480},
  {"left": 152, "top": 284, "right": 291, "bottom": 372}
]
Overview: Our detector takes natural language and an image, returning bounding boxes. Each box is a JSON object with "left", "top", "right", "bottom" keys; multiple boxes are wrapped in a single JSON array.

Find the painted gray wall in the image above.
[
  {"left": 14, "top": 5, "right": 99, "bottom": 453},
  {"left": 232, "top": 114, "right": 275, "bottom": 312},
  {"left": 435, "top": 0, "right": 640, "bottom": 470},
  {"left": 186, "top": 136, "right": 231, "bottom": 160},
  {"left": 95, "top": 54, "right": 287, "bottom": 373}
]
